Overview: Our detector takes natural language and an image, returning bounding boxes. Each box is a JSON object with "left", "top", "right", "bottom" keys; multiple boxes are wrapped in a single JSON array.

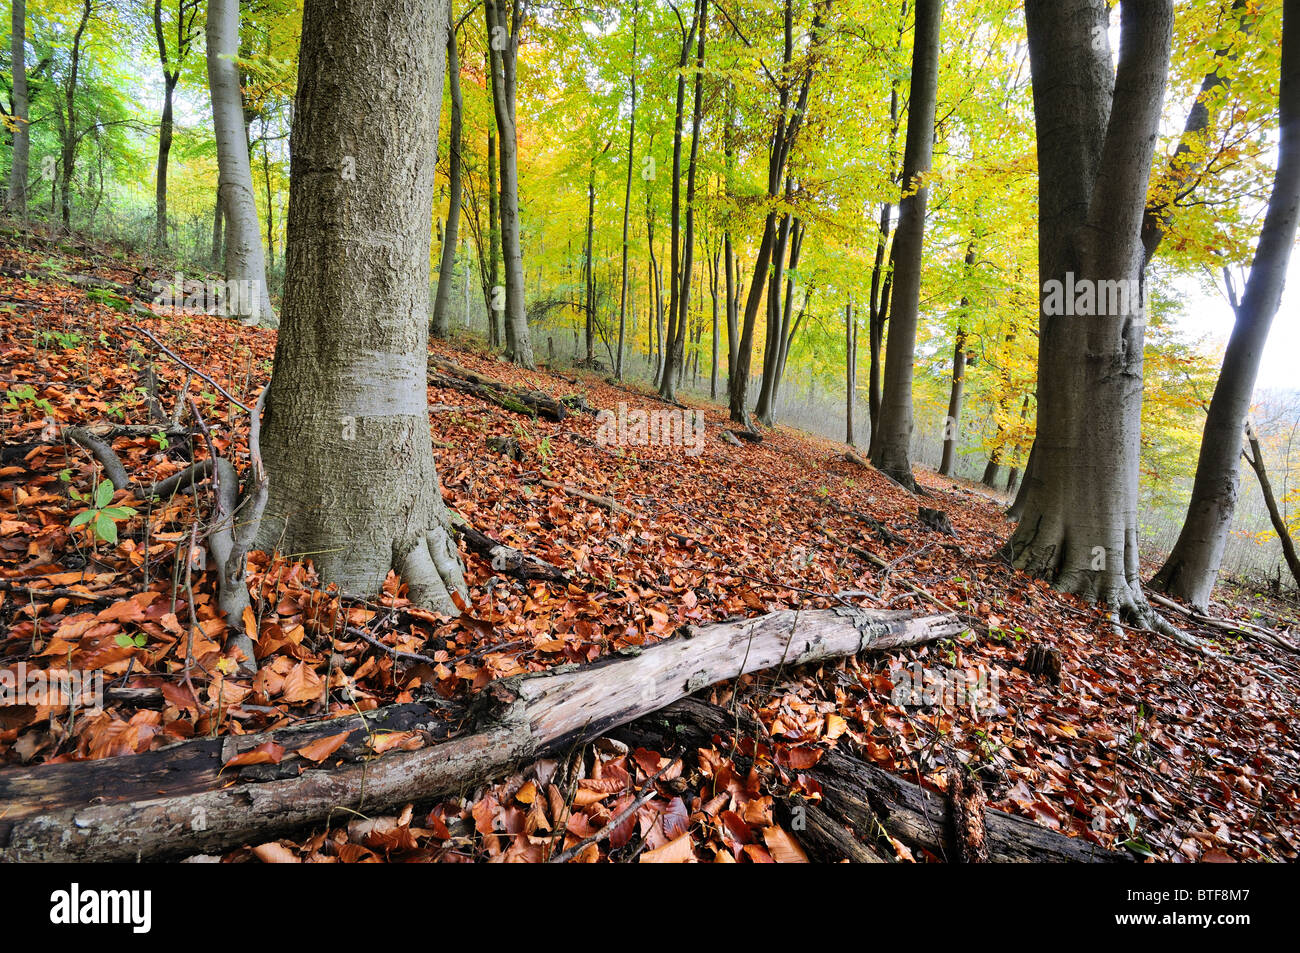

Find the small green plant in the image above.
[
  {"left": 35, "top": 328, "right": 84, "bottom": 350},
  {"left": 114, "top": 632, "right": 148, "bottom": 649},
  {"left": 70, "top": 479, "right": 137, "bottom": 545},
  {"left": 4, "top": 384, "right": 54, "bottom": 418},
  {"left": 537, "top": 435, "right": 552, "bottom": 461},
  {"left": 150, "top": 431, "right": 170, "bottom": 451}
]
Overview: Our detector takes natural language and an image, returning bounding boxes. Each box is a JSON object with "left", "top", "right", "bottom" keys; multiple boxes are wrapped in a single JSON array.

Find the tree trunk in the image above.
[
  {"left": 728, "top": 0, "right": 824, "bottom": 426},
  {"left": 659, "top": 0, "right": 703, "bottom": 402},
  {"left": 7, "top": 0, "right": 29, "bottom": 218},
  {"left": 1244, "top": 425, "right": 1300, "bottom": 589},
  {"left": 846, "top": 298, "right": 857, "bottom": 445},
  {"left": 431, "top": 9, "right": 463, "bottom": 339},
  {"left": 486, "top": 0, "right": 534, "bottom": 367},
  {"left": 1151, "top": 2, "right": 1299, "bottom": 610},
  {"left": 206, "top": 0, "right": 277, "bottom": 327},
  {"left": 615, "top": 1, "right": 639, "bottom": 380},
  {"left": 256, "top": 0, "right": 467, "bottom": 616},
  {"left": 1006, "top": 0, "right": 1174, "bottom": 622},
  {"left": 938, "top": 330, "right": 967, "bottom": 477},
  {"left": 486, "top": 53, "right": 502, "bottom": 351},
  {"left": 210, "top": 190, "right": 225, "bottom": 268},
  {"left": 871, "top": 0, "right": 941, "bottom": 491}
]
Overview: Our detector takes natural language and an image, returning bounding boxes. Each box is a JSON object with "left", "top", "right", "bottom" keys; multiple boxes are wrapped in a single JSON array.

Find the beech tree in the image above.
[
  {"left": 151, "top": 0, "right": 201, "bottom": 248},
  {"left": 869, "top": 0, "right": 941, "bottom": 490},
  {"left": 486, "top": 0, "right": 535, "bottom": 367},
  {"left": 256, "top": 0, "right": 468, "bottom": 615},
  {"left": 1005, "top": 0, "right": 1175, "bottom": 622},
  {"left": 431, "top": 5, "right": 464, "bottom": 340},
  {"left": 1152, "top": 0, "right": 1299, "bottom": 609},
  {"left": 7, "top": 0, "right": 29, "bottom": 217},
  {"left": 206, "top": 0, "right": 277, "bottom": 327}
]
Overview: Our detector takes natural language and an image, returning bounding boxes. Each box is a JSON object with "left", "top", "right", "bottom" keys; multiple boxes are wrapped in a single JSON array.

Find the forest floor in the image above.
[{"left": 2, "top": 230, "right": 1298, "bottom": 863}]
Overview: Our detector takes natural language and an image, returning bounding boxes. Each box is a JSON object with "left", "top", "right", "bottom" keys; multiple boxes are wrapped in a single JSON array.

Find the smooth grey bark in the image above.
[
  {"left": 870, "top": 0, "right": 941, "bottom": 491},
  {"left": 153, "top": 0, "right": 200, "bottom": 248},
  {"left": 431, "top": 9, "right": 462, "bottom": 339},
  {"left": 1006, "top": 0, "right": 1175, "bottom": 621},
  {"left": 708, "top": 246, "right": 720, "bottom": 398},
  {"left": 210, "top": 190, "right": 224, "bottom": 267},
  {"left": 1152, "top": 1, "right": 1300, "bottom": 609},
  {"left": 257, "top": 0, "right": 467, "bottom": 616},
  {"left": 206, "top": 0, "right": 277, "bottom": 327},
  {"left": 615, "top": 0, "right": 639, "bottom": 380},
  {"left": 485, "top": 51, "right": 502, "bottom": 350},
  {"left": 486, "top": 0, "right": 533, "bottom": 367},
  {"left": 7, "top": 0, "right": 29, "bottom": 217}
]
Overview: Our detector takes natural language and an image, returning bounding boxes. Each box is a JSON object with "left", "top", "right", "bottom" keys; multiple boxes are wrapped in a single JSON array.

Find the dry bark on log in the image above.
[
  {"left": 449, "top": 511, "right": 568, "bottom": 584},
  {"left": 0, "top": 606, "right": 963, "bottom": 862},
  {"left": 429, "top": 356, "right": 566, "bottom": 422},
  {"left": 948, "top": 762, "right": 990, "bottom": 863},
  {"left": 614, "top": 697, "right": 1122, "bottom": 863}
]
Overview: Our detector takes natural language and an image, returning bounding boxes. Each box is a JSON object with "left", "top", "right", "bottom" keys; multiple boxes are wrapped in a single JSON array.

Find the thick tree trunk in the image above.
[
  {"left": 486, "top": 0, "right": 534, "bottom": 367},
  {"left": 207, "top": 0, "right": 277, "bottom": 327},
  {"left": 1006, "top": 0, "right": 1174, "bottom": 622},
  {"left": 256, "top": 0, "right": 466, "bottom": 616},
  {"left": 871, "top": 0, "right": 941, "bottom": 491},
  {"left": 431, "top": 11, "right": 463, "bottom": 339},
  {"left": 0, "top": 607, "right": 961, "bottom": 862},
  {"left": 7, "top": 0, "right": 29, "bottom": 218},
  {"left": 1151, "top": 1, "right": 1299, "bottom": 610}
]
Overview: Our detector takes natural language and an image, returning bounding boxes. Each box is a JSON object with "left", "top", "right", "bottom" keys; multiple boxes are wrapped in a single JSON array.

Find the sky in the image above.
[{"left": 1174, "top": 261, "right": 1299, "bottom": 396}]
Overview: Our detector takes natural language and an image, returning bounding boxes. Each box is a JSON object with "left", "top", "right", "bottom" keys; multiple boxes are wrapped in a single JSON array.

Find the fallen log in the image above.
[
  {"left": 0, "top": 606, "right": 963, "bottom": 862},
  {"left": 429, "top": 356, "right": 566, "bottom": 422},
  {"left": 529, "top": 478, "right": 635, "bottom": 516},
  {"left": 449, "top": 511, "right": 568, "bottom": 584},
  {"left": 614, "top": 697, "right": 1122, "bottom": 864}
]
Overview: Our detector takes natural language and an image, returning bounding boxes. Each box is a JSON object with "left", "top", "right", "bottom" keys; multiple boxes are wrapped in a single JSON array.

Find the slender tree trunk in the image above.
[
  {"left": 1152, "top": 2, "right": 1300, "bottom": 609},
  {"left": 432, "top": 12, "right": 463, "bottom": 339},
  {"left": 615, "top": 1, "right": 639, "bottom": 380},
  {"left": 8, "top": 0, "right": 29, "bottom": 218},
  {"left": 486, "top": 0, "right": 533, "bottom": 367},
  {"left": 1244, "top": 425, "right": 1300, "bottom": 589},
  {"left": 871, "top": 0, "right": 941, "bottom": 491},
  {"left": 258, "top": 0, "right": 467, "bottom": 616},
  {"left": 207, "top": 0, "right": 277, "bottom": 327},
  {"left": 729, "top": 0, "right": 824, "bottom": 426},
  {"left": 1006, "top": 0, "right": 1175, "bottom": 622},
  {"left": 756, "top": 214, "right": 803, "bottom": 426},
  {"left": 486, "top": 55, "right": 502, "bottom": 351},
  {"left": 938, "top": 331, "right": 968, "bottom": 477},
  {"left": 709, "top": 247, "right": 720, "bottom": 400},
  {"left": 846, "top": 298, "right": 857, "bottom": 445}
]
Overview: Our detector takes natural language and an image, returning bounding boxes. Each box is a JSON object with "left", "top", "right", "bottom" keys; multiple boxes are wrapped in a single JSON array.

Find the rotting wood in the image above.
[{"left": 0, "top": 606, "right": 963, "bottom": 861}]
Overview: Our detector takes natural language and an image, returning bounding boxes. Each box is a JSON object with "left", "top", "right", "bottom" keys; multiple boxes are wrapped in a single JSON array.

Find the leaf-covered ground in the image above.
[{"left": 2, "top": 234, "right": 1298, "bottom": 863}]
